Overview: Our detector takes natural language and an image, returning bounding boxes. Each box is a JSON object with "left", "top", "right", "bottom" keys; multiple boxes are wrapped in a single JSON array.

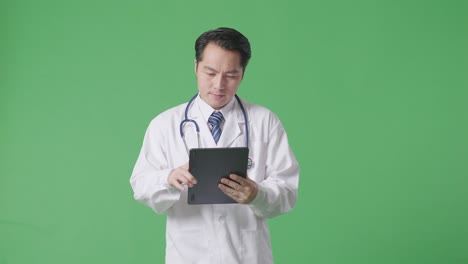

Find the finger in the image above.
[
  {"left": 180, "top": 170, "right": 197, "bottom": 184},
  {"left": 219, "top": 183, "right": 252, "bottom": 204},
  {"left": 220, "top": 178, "right": 240, "bottom": 190},
  {"left": 218, "top": 183, "right": 240, "bottom": 200},
  {"left": 229, "top": 174, "right": 247, "bottom": 185},
  {"left": 175, "top": 163, "right": 195, "bottom": 183},
  {"left": 233, "top": 175, "right": 256, "bottom": 190},
  {"left": 173, "top": 167, "right": 196, "bottom": 184},
  {"left": 168, "top": 170, "right": 185, "bottom": 190},
  {"left": 169, "top": 178, "right": 185, "bottom": 191},
  {"left": 176, "top": 175, "right": 193, "bottom": 187}
]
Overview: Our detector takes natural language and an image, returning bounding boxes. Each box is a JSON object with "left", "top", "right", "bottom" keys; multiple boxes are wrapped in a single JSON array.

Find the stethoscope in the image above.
[{"left": 179, "top": 93, "right": 253, "bottom": 169}]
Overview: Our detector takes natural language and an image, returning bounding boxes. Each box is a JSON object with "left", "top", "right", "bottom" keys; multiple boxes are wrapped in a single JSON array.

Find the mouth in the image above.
[{"left": 210, "top": 94, "right": 225, "bottom": 99}]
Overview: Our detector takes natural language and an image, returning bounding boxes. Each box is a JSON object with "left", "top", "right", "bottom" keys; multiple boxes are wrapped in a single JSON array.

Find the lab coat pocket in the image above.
[
  {"left": 166, "top": 228, "right": 209, "bottom": 263},
  {"left": 248, "top": 141, "right": 268, "bottom": 182},
  {"left": 240, "top": 229, "right": 272, "bottom": 263}
]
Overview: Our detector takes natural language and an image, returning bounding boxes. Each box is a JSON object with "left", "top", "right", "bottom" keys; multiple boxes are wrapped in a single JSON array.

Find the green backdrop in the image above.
[{"left": 1, "top": 0, "right": 467, "bottom": 263}]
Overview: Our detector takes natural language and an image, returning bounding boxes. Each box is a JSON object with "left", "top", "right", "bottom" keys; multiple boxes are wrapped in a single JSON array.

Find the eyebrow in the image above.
[{"left": 203, "top": 66, "right": 240, "bottom": 74}]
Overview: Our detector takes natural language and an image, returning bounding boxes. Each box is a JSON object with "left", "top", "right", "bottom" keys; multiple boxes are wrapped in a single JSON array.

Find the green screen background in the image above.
[{"left": 1, "top": 0, "right": 467, "bottom": 263}]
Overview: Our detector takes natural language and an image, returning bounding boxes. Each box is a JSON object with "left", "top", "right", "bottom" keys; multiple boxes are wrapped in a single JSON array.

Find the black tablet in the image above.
[{"left": 188, "top": 147, "right": 249, "bottom": 204}]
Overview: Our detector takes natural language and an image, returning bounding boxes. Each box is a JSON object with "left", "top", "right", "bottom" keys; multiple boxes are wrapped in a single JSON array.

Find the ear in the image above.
[{"left": 194, "top": 59, "right": 198, "bottom": 74}]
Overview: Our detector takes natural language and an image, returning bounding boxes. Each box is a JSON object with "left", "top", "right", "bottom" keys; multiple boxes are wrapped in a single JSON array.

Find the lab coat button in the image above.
[{"left": 218, "top": 215, "right": 225, "bottom": 222}]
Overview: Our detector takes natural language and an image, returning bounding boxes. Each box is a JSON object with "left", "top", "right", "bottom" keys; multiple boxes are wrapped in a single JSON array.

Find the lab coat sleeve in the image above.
[
  {"left": 249, "top": 119, "right": 299, "bottom": 219},
  {"left": 130, "top": 118, "right": 182, "bottom": 214}
]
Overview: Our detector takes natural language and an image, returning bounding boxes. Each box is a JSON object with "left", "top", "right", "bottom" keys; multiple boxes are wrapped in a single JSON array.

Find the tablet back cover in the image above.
[{"left": 188, "top": 147, "right": 249, "bottom": 204}]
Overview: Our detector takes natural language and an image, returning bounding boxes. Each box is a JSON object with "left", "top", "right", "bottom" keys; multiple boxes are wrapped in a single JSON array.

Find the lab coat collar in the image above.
[
  {"left": 193, "top": 94, "right": 249, "bottom": 123},
  {"left": 191, "top": 94, "right": 246, "bottom": 147},
  {"left": 196, "top": 94, "right": 236, "bottom": 125}
]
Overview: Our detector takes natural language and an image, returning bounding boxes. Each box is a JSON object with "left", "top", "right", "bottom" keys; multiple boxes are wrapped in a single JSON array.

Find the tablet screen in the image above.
[{"left": 188, "top": 147, "right": 249, "bottom": 204}]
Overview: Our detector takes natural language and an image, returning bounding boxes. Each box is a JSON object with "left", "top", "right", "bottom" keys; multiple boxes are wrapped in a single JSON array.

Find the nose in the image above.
[{"left": 213, "top": 75, "right": 226, "bottom": 90}]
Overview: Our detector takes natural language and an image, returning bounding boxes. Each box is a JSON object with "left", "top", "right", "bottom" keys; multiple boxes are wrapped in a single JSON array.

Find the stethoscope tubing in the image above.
[{"left": 180, "top": 93, "right": 249, "bottom": 148}]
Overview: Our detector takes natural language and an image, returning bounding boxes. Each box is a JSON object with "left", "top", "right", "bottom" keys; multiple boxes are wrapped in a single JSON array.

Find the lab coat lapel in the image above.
[
  {"left": 217, "top": 104, "right": 243, "bottom": 148},
  {"left": 189, "top": 101, "right": 217, "bottom": 148}
]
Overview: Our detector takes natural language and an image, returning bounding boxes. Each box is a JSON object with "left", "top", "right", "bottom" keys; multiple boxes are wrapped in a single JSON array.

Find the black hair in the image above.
[{"left": 195, "top": 27, "right": 251, "bottom": 72}]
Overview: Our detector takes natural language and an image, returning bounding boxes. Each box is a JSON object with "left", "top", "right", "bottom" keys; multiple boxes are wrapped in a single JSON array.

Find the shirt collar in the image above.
[{"left": 196, "top": 94, "right": 236, "bottom": 124}]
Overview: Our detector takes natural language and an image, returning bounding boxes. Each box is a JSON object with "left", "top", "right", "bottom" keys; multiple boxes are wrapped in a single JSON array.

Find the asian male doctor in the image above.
[{"left": 130, "top": 27, "right": 300, "bottom": 264}]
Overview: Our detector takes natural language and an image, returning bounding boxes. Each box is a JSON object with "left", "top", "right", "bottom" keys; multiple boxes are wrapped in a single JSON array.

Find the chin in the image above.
[
  {"left": 209, "top": 100, "right": 226, "bottom": 109},
  {"left": 210, "top": 103, "right": 224, "bottom": 110}
]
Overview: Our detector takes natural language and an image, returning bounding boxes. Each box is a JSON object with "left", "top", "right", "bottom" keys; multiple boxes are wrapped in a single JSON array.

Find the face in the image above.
[{"left": 195, "top": 43, "right": 243, "bottom": 110}]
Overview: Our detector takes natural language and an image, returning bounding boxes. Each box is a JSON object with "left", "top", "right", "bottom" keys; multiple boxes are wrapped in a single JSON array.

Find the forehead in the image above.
[{"left": 199, "top": 43, "right": 242, "bottom": 67}]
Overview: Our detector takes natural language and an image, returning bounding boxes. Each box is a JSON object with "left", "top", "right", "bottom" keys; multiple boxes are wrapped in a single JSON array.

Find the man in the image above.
[{"left": 130, "top": 27, "right": 299, "bottom": 264}]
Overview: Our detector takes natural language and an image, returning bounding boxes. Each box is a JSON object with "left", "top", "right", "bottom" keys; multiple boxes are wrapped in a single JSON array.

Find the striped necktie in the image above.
[{"left": 208, "top": 111, "right": 224, "bottom": 144}]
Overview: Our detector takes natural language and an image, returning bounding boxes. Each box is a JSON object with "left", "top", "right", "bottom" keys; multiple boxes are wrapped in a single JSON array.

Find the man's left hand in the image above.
[{"left": 219, "top": 174, "right": 258, "bottom": 204}]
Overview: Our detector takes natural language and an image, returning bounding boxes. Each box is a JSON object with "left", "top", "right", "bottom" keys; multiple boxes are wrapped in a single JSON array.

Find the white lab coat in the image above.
[{"left": 130, "top": 95, "right": 299, "bottom": 264}]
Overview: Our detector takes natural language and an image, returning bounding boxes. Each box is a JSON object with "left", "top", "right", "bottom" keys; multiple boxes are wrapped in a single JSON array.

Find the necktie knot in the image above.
[
  {"left": 208, "top": 111, "right": 224, "bottom": 144},
  {"left": 208, "top": 111, "right": 224, "bottom": 126}
]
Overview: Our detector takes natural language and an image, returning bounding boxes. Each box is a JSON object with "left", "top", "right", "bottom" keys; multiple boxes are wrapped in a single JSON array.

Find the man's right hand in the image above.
[{"left": 167, "top": 163, "right": 197, "bottom": 191}]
